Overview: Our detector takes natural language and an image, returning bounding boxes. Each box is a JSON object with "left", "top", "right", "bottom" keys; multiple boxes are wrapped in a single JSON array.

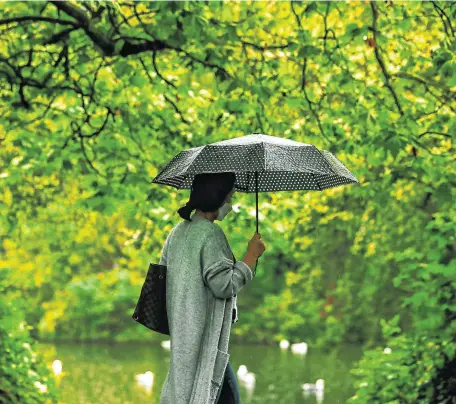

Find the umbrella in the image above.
[{"left": 152, "top": 133, "right": 360, "bottom": 276}]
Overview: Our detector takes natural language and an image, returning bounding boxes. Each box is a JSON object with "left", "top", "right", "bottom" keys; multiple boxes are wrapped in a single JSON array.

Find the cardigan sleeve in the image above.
[{"left": 200, "top": 226, "right": 253, "bottom": 299}]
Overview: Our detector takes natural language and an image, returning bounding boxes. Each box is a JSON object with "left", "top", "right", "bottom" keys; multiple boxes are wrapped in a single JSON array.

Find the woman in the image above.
[{"left": 159, "top": 172, "right": 266, "bottom": 404}]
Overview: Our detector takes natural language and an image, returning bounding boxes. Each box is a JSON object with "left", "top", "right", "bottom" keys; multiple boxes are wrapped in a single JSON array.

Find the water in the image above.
[{"left": 36, "top": 341, "right": 363, "bottom": 404}]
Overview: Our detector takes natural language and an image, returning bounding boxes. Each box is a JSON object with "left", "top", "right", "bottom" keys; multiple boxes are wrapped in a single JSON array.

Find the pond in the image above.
[{"left": 36, "top": 341, "right": 364, "bottom": 404}]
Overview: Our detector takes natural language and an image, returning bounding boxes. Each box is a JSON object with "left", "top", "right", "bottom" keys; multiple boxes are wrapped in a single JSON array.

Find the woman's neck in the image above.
[{"left": 195, "top": 210, "right": 216, "bottom": 222}]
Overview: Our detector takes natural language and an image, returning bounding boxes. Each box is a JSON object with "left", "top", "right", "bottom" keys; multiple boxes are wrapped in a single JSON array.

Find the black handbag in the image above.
[
  {"left": 132, "top": 262, "right": 170, "bottom": 335},
  {"left": 132, "top": 248, "right": 238, "bottom": 335}
]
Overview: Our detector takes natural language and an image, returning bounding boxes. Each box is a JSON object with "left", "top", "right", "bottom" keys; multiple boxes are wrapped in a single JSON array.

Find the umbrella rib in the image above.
[
  {"left": 311, "top": 173, "right": 322, "bottom": 191},
  {"left": 314, "top": 147, "right": 337, "bottom": 175}
]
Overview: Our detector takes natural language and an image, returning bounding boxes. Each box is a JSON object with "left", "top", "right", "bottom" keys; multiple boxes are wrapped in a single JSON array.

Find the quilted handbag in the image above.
[{"left": 132, "top": 262, "right": 170, "bottom": 335}]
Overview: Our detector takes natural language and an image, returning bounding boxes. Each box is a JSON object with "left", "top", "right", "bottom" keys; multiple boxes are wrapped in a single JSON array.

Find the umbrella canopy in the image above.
[
  {"left": 153, "top": 133, "right": 359, "bottom": 192},
  {"left": 152, "top": 133, "right": 360, "bottom": 275}
]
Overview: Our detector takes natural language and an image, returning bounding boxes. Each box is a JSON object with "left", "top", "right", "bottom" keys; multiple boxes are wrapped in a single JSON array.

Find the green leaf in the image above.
[
  {"left": 346, "top": 22, "right": 360, "bottom": 35},
  {"left": 285, "top": 97, "right": 303, "bottom": 108},
  {"left": 131, "top": 74, "right": 147, "bottom": 87},
  {"left": 385, "top": 136, "right": 403, "bottom": 159},
  {"left": 298, "top": 45, "right": 320, "bottom": 58},
  {"left": 113, "top": 39, "right": 125, "bottom": 56},
  {"left": 448, "top": 71, "right": 456, "bottom": 87}
]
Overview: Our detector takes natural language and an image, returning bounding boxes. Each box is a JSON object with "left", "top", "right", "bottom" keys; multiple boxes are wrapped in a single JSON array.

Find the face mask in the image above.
[{"left": 216, "top": 201, "right": 232, "bottom": 221}]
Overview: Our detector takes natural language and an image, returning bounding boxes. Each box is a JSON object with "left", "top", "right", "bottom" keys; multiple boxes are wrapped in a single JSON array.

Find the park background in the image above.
[{"left": 0, "top": 1, "right": 454, "bottom": 403}]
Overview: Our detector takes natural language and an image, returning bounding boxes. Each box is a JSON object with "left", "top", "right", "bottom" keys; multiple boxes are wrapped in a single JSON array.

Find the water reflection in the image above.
[{"left": 36, "top": 341, "right": 363, "bottom": 403}]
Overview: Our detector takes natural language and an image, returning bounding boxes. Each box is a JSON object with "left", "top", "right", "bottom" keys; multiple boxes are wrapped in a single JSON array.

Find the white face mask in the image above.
[{"left": 216, "top": 201, "right": 232, "bottom": 221}]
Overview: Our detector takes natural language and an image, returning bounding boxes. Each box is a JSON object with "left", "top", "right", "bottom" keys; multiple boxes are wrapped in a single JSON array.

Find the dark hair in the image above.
[{"left": 177, "top": 172, "right": 236, "bottom": 221}]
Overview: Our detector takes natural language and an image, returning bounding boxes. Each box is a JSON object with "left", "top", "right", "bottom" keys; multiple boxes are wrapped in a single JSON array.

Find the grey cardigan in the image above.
[{"left": 159, "top": 212, "right": 254, "bottom": 404}]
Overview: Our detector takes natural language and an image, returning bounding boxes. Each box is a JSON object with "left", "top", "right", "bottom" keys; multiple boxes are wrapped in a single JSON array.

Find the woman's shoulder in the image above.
[
  {"left": 186, "top": 220, "right": 227, "bottom": 243},
  {"left": 206, "top": 223, "right": 230, "bottom": 248},
  {"left": 204, "top": 221, "right": 226, "bottom": 237},
  {"left": 174, "top": 219, "right": 223, "bottom": 237}
]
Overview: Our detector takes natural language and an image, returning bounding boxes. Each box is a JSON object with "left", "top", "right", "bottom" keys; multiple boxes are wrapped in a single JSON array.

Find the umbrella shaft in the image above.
[{"left": 255, "top": 171, "right": 259, "bottom": 234}]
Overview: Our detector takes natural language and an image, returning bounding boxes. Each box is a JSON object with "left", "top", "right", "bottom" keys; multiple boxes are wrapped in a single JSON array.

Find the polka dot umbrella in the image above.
[{"left": 152, "top": 133, "right": 360, "bottom": 276}]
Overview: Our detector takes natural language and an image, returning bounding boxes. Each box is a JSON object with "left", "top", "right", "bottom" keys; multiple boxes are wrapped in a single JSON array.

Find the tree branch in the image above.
[
  {"left": 300, "top": 57, "right": 331, "bottom": 144},
  {"left": 370, "top": 2, "right": 404, "bottom": 116},
  {"left": 0, "top": 16, "right": 78, "bottom": 27},
  {"left": 50, "top": 1, "right": 169, "bottom": 57}
]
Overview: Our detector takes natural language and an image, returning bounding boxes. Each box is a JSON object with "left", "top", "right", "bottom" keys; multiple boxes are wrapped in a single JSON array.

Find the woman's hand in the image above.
[{"left": 247, "top": 232, "right": 266, "bottom": 258}]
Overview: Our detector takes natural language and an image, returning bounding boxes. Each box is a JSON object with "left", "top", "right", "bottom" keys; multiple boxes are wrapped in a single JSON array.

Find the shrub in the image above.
[
  {"left": 0, "top": 295, "right": 59, "bottom": 404},
  {"left": 348, "top": 315, "right": 456, "bottom": 403}
]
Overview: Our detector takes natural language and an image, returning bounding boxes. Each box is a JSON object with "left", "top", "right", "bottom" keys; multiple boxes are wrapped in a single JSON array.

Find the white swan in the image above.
[
  {"left": 52, "top": 359, "right": 62, "bottom": 375},
  {"left": 135, "top": 371, "right": 154, "bottom": 392},
  {"left": 291, "top": 342, "right": 308, "bottom": 354},
  {"left": 237, "top": 365, "right": 255, "bottom": 387},
  {"left": 279, "top": 339, "right": 290, "bottom": 350},
  {"left": 302, "top": 378, "right": 324, "bottom": 391},
  {"left": 237, "top": 364, "right": 248, "bottom": 378},
  {"left": 160, "top": 340, "right": 171, "bottom": 350},
  {"left": 242, "top": 372, "right": 256, "bottom": 386}
]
